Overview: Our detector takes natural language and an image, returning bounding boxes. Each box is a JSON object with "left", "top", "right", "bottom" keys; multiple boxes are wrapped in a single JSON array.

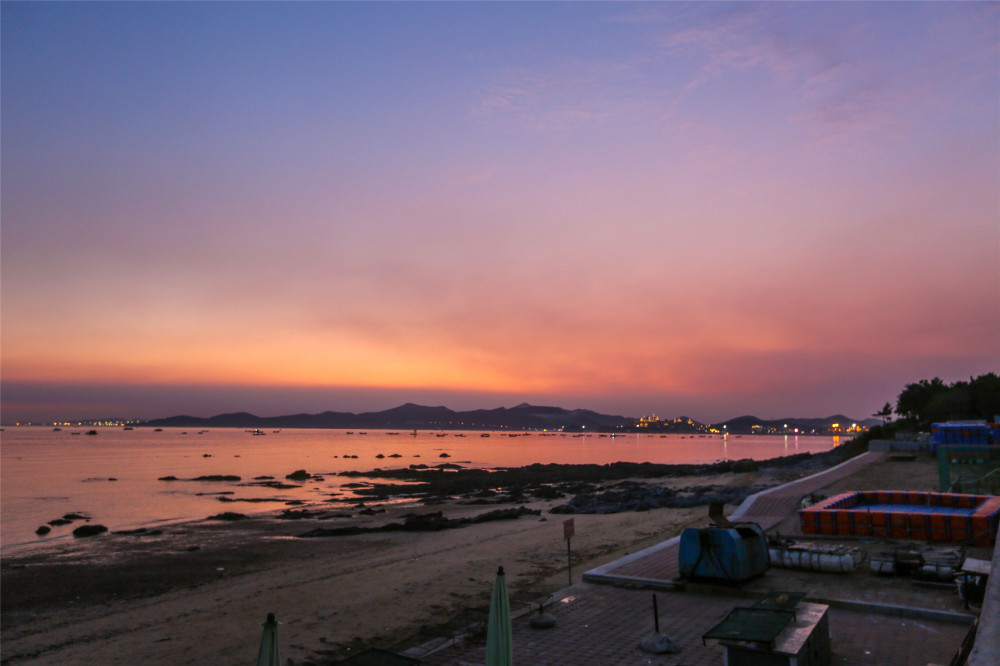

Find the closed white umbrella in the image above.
[
  {"left": 485, "top": 566, "right": 513, "bottom": 666},
  {"left": 256, "top": 613, "right": 279, "bottom": 666}
]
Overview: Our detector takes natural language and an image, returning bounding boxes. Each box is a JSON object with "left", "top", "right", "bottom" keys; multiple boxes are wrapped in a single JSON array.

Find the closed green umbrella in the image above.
[
  {"left": 256, "top": 613, "right": 279, "bottom": 666},
  {"left": 485, "top": 566, "right": 513, "bottom": 666}
]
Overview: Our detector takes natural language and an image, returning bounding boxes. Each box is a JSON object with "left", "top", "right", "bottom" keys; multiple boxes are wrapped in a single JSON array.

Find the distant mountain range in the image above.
[{"left": 143, "top": 403, "right": 878, "bottom": 433}]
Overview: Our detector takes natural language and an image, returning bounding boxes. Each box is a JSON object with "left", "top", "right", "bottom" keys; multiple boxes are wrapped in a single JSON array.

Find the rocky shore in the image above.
[
  {"left": 1, "top": 446, "right": 860, "bottom": 665},
  {"left": 336, "top": 448, "right": 845, "bottom": 507}
]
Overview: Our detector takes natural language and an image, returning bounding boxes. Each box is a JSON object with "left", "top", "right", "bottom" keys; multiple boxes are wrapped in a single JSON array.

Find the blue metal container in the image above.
[{"left": 679, "top": 524, "right": 770, "bottom": 582}]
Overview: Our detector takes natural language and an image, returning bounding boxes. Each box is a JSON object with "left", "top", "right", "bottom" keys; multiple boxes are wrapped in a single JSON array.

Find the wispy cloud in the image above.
[
  {"left": 652, "top": 5, "right": 904, "bottom": 140},
  {"left": 471, "top": 58, "right": 647, "bottom": 132}
]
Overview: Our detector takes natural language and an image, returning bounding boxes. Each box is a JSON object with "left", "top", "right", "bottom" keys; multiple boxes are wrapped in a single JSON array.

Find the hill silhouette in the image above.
[
  {"left": 143, "top": 404, "right": 876, "bottom": 432},
  {"left": 144, "top": 403, "right": 631, "bottom": 431}
]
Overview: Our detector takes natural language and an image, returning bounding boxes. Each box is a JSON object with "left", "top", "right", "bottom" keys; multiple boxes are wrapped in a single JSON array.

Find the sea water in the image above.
[{"left": 0, "top": 426, "right": 838, "bottom": 553}]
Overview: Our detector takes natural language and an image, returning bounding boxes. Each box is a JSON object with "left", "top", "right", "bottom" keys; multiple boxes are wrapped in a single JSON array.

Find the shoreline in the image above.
[
  {"left": 0, "top": 448, "right": 860, "bottom": 664},
  {"left": 1, "top": 429, "right": 843, "bottom": 554},
  {"left": 2, "top": 446, "right": 849, "bottom": 558}
]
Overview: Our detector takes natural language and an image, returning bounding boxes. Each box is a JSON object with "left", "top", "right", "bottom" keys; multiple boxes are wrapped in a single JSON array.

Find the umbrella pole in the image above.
[{"left": 639, "top": 594, "right": 681, "bottom": 655}]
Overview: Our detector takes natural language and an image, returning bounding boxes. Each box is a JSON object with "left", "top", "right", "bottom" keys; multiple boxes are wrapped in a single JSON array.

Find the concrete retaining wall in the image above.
[{"left": 868, "top": 439, "right": 930, "bottom": 453}]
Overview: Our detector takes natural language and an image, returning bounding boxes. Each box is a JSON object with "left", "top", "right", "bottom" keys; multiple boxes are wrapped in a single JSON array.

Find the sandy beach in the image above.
[{"left": 1, "top": 448, "right": 973, "bottom": 665}]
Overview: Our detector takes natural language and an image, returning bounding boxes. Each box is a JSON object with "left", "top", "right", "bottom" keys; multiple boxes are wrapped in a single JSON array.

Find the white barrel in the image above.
[{"left": 769, "top": 547, "right": 859, "bottom": 573}]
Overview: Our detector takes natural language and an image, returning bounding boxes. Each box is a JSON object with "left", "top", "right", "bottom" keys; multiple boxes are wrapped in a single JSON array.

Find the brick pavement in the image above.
[{"left": 417, "top": 584, "right": 971, "bottom": 665}]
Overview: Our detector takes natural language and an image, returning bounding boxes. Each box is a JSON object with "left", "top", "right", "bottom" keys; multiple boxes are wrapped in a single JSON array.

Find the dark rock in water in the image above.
[
  {"left": 158, "top": 475, "right": 179, "bottom": 481},
  {"left": 72, "top": 524, "right": 108, "bottom": 538},
  {"left": 388, "top": 453, "right": 402, "bottom": 458},
  {"left": 206, "top": 512, "right": 249, "bottom": 521},
  {"left": 254, "top": 475, "right": 275, "bottom": 480},
  {"left": 277, "top": 509, "right": 314, "bottom": 520},
  {"left": 35, "top": 525, "right": 51, "bottom": 536},
  {"left": 242, "top": 480, "right": 300, "bottom": 489},
  {"left": 375, "top": 454, "right": 385, "bottom": 459},
  {"left": 203, "top": 454, "right": 212, "bottom": 457},
  {"left": 63, "top": 513, "right": 88, "bottom": 521},
  {"left": 113, "top": 527, "right": 164, "bottom": 536},
  {"left": 85, "top": 430, "right": 98, "bottom": 436},
  {"left": 300, "top": 526, "right": 364, "bottom": 538},
  {"left": 48, "top": 518, "right": 73, "bottom": 526},
  {"left": 193, "top": 475, "right": 241, "bottom": 482},
  {"left": 439, "top": 453, "right": 451, "bottom": 458},
  {"left": 285, "top": 469, "right": 311, "bottom": 481}
]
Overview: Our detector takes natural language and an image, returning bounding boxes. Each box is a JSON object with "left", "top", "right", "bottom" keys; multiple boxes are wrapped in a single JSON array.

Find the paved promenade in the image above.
[
  {"left": 418, "top": 584, "right": 970, "bottom": 665},
  {"left": 415, "top": 451, "right": 982, "bottom": 665}
]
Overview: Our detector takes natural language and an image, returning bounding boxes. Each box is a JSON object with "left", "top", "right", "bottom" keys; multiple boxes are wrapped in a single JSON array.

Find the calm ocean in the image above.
[{"left": 0, "top": 427, "right": 839, "bottom": 553}]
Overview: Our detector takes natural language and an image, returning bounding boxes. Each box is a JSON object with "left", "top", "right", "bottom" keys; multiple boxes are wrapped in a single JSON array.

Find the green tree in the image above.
[
  {"left": 926, "top": 382, "right": 972, "bottom": 422},
  {"left": 896, "top": 377, "right": 947, "bottom": 424},
  {"left": 969, "top": 373, "right": 1000, "bottom": 420},
  {"left": 895, "top": 373, "right": 1000, "bottom": 426}
]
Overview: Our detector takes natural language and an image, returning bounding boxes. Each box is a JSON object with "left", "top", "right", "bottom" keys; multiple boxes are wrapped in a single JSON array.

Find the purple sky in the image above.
[{"left": 2, "top": 2, "right": 998, "bottom": 424}]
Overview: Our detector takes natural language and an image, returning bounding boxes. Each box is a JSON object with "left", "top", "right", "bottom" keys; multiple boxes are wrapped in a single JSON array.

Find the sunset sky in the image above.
[{"left": 2, "top": 2, "right": 998, "bottom": 424}]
